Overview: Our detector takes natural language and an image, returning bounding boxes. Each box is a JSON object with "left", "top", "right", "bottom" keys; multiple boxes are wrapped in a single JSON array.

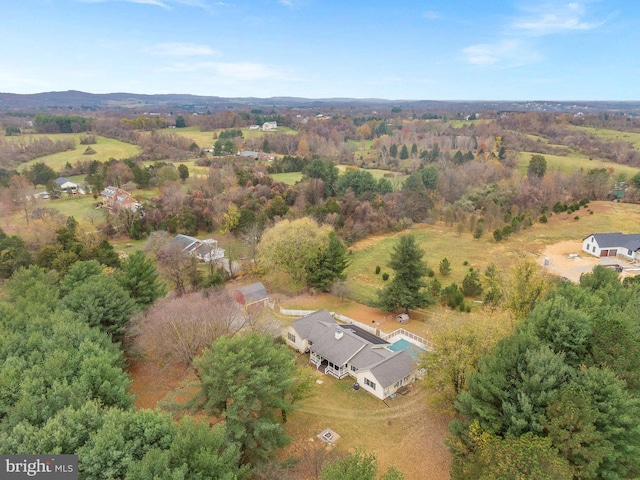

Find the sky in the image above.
[{"left": 1, "top": 0, "right": 638, "bottom": 100}]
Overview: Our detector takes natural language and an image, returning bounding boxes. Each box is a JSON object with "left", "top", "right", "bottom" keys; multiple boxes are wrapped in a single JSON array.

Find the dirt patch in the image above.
[{"left": 540, "top": 240, "right": 639, "bottom": 283}]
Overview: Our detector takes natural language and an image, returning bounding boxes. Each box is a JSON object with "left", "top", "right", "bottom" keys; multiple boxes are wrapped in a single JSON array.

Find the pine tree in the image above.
[
  {"left": 307, "top": 232, "right": 349, "bottom": 291},
  {"left": 377, "top": 234, "right": 433, "bottom": 314},
  {"left": 115, "top": 250, "right": 165, "bottom": 308}
]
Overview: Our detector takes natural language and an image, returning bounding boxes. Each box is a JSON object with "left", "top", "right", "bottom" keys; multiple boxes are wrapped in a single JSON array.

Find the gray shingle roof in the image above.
[
  {"left": 589, "top": 233, "right": 640, "bottom": 250},
  {"left": 292, "top": 310, "right": 336, "bottom": 338},
  {"left": 236, "top": 282, "right": 268, "bottom": 304},
  {"left": 309, "top": 324, "right": 367, "bottom": 366},
  {"left": 350, "top": 345, "right": 394, "bottom": 369},
  {"left": 368, "top": 351, "right": 416, "bottom": 389}
]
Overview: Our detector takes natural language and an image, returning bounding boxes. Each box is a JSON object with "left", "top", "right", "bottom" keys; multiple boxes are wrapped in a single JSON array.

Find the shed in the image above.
[
  {"left": 235, "top": 282, "right": 269, "bottom": 310},
  {"left": 396, "top": 313, "right": 409, "bottom": 324}
]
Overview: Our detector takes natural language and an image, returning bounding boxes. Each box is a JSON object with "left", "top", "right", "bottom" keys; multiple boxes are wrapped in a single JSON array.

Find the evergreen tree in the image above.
[
  {"left": 115, "top": 250, "right": 165, "bottom": 308},
  {"left": 307, "top": 231, "right": 349, "bottom": 291},
  {"left": 399, "top": 144, "right": 409, "bottom": 160},
  {"left": 192, "top": 333, "right": 296, "bottom": 464},
  {"left": 389, "top": 143, "right": 398, "bottom": 158},
  {"left": 439, "top": 257, "right": 451, "bottom": 276},
  {"left": 378, "top": 234, "right": 433, "bottom": 314}
]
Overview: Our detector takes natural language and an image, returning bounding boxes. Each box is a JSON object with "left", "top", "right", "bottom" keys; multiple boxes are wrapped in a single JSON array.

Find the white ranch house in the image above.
[
  {"left": 582, "top": 233, "right": 640, "bottom": 261},
  {"left": 284, "top": 310, "right": 419, "bottom": 400}
]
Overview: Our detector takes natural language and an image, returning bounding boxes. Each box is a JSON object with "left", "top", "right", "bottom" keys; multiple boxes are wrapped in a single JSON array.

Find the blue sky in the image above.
[{"left": 1, "top": 0, "right": 638, "bottom": 100}]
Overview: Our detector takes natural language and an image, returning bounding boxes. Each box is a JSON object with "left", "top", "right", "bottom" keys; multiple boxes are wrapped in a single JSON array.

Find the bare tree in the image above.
[
  {"left": 241, "top": 307, "right": 282, "bottom": 337},
  {"left": 139, "top": 289, "right": 243, "bottom": 365},
  {"left": 156, "top": 242, "right": 196, "bottom": 297},
  {"left": 145, "top": 230, "right": 171, "bottom": 257}
]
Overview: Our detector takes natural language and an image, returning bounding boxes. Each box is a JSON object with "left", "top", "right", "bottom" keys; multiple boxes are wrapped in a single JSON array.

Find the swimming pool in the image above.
[{"left": 389, "top": 338, "right": 426, "bottom": 361}]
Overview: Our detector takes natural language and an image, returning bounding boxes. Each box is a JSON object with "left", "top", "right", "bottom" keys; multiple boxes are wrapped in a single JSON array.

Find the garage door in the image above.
[
  {"left": 600, "top": 250, "right": 609, "bottom": 257},
  {"left": 610, "top": 249, "right": 617, "bottom": 256}
]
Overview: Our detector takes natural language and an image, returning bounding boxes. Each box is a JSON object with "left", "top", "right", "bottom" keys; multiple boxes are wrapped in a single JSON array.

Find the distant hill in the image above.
[{"left": 1, "top": 90, "right": 640, "bottom": 114}]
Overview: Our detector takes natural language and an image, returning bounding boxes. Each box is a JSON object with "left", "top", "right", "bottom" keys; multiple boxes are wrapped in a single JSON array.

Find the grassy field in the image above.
[
  {"left": 572, "top": 126, "right": 640, "bottom": 150},
  {"left": 271, "top": 172, "right": 303, "bottom": 185},
  {"left": 344, "top": 201, "right": 640, "bottom": 306},
  {"left": 17, "top": 134, "right": 141, "bottom": 171},
  {"left": 167, "top": 125, "right": 299, "bottom": 148},
  {"left": 516, "top": 151, "right": 640, "bottom": 177}
]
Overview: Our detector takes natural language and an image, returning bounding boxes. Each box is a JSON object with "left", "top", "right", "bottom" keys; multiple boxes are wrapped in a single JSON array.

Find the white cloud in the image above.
[
  {"left": 77, "top": 0, "right": 219, "bottom": 11},
  {"left": 422, "top": 10, "right": 441, "bottom": 20},
  {"left": 512, "top": 2, "right": 604, "bottom": 36},
  {"left": 462, "top": 40, "right": 540, "bottom": 67},
  {"left": 147, "top": 43, "right": 219, "bottom": 56}
]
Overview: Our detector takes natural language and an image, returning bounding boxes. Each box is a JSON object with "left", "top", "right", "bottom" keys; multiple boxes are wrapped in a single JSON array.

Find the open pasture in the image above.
[
  {"left": 17, "top": 134, "right": 141, "bottom": 170},
  {"left": 345, "top": 201, "right": 640, "bottom": 306},
  {"left": 572, "top": 126, "right": 640, "bottom": 150},
  {"left": 516, "top": 151, "right": 640, "bottom": 177}
]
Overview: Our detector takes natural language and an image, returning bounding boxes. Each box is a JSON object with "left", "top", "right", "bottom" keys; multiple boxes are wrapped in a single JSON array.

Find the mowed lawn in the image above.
[
  {"left": 17, "top": 134, "right": 141, "bottom": 171},
  {"left": 516, "top": 151, "right": 640, "bottom": 177},
  {"left": 282, "top": 365, "right": 452, "bottom": 480}
]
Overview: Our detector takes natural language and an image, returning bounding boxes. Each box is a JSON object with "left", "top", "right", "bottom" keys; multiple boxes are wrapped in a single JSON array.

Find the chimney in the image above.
[{"left": 335, "top": 328, "right": 343, "bottom": 340}]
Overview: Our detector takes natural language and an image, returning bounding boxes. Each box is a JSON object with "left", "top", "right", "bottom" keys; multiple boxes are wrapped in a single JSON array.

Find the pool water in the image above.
[{"left": 389, "top": 338, "right": 426, "bottom": 361}]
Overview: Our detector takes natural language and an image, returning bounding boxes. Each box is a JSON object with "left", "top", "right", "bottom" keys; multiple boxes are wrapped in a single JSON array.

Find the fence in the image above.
[
  {"left": 279, "top": 308, "right": 317, "bottom": 317},
  {"left": 382, "top": 328, "right": 435, "bottom": 351},
  {"left": 278, "top": 309, "right": 378, "bottom": 335},
  {"left": 333, "top": 313, "right": 378, "bottom": 335}
]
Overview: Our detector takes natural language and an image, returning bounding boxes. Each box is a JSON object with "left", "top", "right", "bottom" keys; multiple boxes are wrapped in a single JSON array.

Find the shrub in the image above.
[
  {"left": 382, "top": 272, "right": 389, "bottom": 281},
  {"left": 574, "top": 216, "right": 580, "bottom": 221},
  {"left": 539, "top": 214, "right": 548, "bottom": 223},
  {"left": 375, "top": 265, "right": 381, "bottom": 275}
]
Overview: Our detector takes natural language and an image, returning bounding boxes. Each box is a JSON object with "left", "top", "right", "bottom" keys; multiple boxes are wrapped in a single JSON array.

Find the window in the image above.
[
  {"left": 351, "top": 365, "right": 358, "bottom": 372},
  {"left": 287, "top": 332, "right": 296, "bottom": 343},
  {"left": 364, "top": 378, "right": 376, "bottom": 390}
]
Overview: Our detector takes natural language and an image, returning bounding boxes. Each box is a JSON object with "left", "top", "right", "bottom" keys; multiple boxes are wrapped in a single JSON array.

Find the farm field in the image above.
[
  {"left": 572, "top": 125, "right": 640, "bottom": 150},
  {"left": 167, "top": 125, "right": 299, "bottom": 147},
  {"left": 17, "top": 134, "right": 141, "bottom": 170},
  {"left": 516, "top": 150, "right": 640, "bottom": 177}
]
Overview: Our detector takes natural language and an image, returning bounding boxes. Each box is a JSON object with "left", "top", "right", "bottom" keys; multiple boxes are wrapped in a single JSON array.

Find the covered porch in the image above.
[{"left": 310, "top": 350, "right": 349, "bottom": 379}]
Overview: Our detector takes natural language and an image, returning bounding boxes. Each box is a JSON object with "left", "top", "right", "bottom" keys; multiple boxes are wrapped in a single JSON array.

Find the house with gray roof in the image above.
[
  {"left": 170, "top": 234, "right": 224, "bottom": 263},
  {"left": 284, "top": 309, "right": 418, "bottom": 400},
  {"left": 582, "top": 233, "right": 640, "bottom": 261}
]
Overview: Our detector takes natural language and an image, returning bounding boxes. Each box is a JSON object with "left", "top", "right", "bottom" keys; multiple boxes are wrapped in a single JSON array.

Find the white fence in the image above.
[
  {"left": 333, "top": 313, "right": 377, "bottom": 335},
  {"left": 382, "top": 328, "right": 434, "bottom": 351},
  {"left": 279, "top": 308, "right": 317, "bottom": 317}
]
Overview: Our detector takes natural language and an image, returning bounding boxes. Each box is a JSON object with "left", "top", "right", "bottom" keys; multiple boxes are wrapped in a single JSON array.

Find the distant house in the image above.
[
  {"left": 54, "top": 177, "right": 78, "bottom": 194},
  {"left": 234, "top": 282, "right": 269, "bottom": 311},
  {"left": 249, "top": 125, "right": 260, "bottom": 130},
  {"left": 101, "top": 186, "right": 141, "bottom": 212},
  {"left": 582, "top": 233, "right": 640, "bottom": 261},
  {"left": 261, "top": 121, "right": 277, "bottom": 131},
  {"left": 170, "top": 234, "right": 225, "bottom": 263},
  {"left": 238, "top": 150, "right": 273, "bottom": 161},
  {"left": 284, "top": 310, "right": 418, "bottom": 400}
]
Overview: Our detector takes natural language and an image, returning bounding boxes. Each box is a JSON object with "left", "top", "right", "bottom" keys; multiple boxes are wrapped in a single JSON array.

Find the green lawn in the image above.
[
  {"left": 271, "top": 172, "right": 303, "bottom": 185},
  {"left": 18, "top": 134, "right": 141, "bottom": 171},
  {"left": 516, "top": 151, "right": 640, "bottom": 177}
]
